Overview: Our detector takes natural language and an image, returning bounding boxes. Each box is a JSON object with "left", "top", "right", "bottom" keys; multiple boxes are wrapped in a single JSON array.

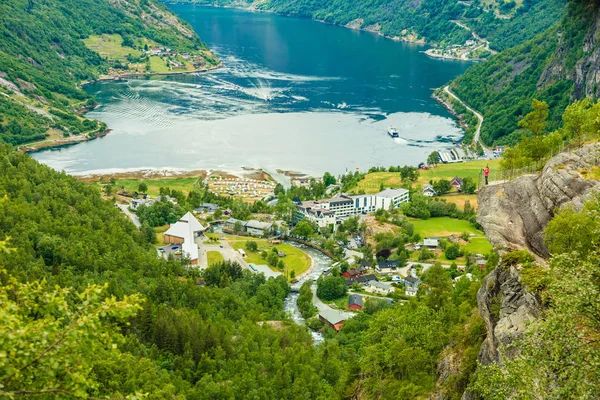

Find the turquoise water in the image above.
[{"left": 32, "top": 6, "right": 472, "bottom": 175}]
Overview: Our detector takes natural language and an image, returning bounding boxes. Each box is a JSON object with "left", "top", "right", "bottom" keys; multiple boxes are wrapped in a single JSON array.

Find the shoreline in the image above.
[
  {"left": 424, "top": 49, "right": 483, "bottom": 62},
  {"left": 22, "top": 62, "right": 223, "bottom": 154},
  {"left": 20, "top": 129, "right": 112, "bottom": 154},
  {"left": 79, "top": 61, "right": 222, "bottom": 88},
  {"left": 176, "top": 3, "right": 432, "bottom": 47}
]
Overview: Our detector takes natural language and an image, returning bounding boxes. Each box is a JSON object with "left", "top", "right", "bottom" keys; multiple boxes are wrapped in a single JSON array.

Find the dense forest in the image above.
[
  {"left": 451, "top": 0, "right": 597, "bottom": 145},
  {"left": 0, "top": 144, "right": 489, "bottom": 398},
  {"left": 0, "top": 0, "right": 217, "bottom": 146}
]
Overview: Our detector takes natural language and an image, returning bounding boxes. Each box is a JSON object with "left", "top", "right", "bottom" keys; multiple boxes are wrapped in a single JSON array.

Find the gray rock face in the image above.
[
  {"left": 476, "top": 264, "right": 541, "bottom": 366},
  {"left": 478, "top": 143, "right": 600, "bottom": 258}
]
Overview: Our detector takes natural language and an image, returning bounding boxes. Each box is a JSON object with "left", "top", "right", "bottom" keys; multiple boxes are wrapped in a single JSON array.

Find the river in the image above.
[
  {"left": 32, "top": 6, "right": 471, "bottom": 176},
  {"left": 283, "top": 243, "right": 334, "bottom": 344}
]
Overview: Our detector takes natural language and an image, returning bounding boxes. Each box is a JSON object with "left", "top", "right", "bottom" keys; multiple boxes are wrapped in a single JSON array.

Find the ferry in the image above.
[{"left": 387, "top": 126, "right": 399, "bottom": 138}]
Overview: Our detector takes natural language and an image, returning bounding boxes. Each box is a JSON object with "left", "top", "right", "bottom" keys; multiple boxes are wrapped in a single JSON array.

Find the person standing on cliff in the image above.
[{"left": 483, "top": 166, "right": 490, "bottom": 185}]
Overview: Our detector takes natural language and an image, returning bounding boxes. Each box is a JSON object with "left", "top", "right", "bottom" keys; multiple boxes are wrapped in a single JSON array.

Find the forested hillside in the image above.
[
  {"left": 0, "top": 0, "right": 217, "bottom": 146},
  {"left": 0, "top": 145, "right": 489, "bottom": 398},
  {"left": 164, "top": 0, "right": 566, "bottom": 50},
  {"left": 450, "top": 0, "right": 598, "bottom": 145}
]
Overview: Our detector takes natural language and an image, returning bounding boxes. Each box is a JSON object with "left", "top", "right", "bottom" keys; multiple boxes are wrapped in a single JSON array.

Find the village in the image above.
[{"left": 99, "top": 157, "right": 493, "bottom": 334}]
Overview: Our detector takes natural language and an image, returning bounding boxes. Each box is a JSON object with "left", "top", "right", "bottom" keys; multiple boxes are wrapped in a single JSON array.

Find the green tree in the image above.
[
  {"left": 245, "top": 240, "right": 259, "bottom": 252},
  {"left": 138, "top": 182, "right": 148, "bottom": 193},
  {"left": 0, "top": 275, "right": 142, "bottom": 398},
  {"left": 422, "top": 263, "right": 452, "bottom": 310},
  {"left": 316, "top": 276, "right": 347, "bottom": 301},
  {"left": 292, "top": 219, "right": 315, "bottom": 238},
  {"left": 233, "top": 221, "right": 243, "bottom": 233},
  {"left": 323, "top": 172, "right": 337, "bottom": 186},
  {"left": 562, "top": 99, "right": 600, "bottom": 147},
  {"left": 297, "top": 281, "right": 316, "bottom": 318},
  {"left": 518, "top": 99, "right": 549, "bottom": 136},
  {"left": 432, "top": 179, "right": 452, "bottom": 195},
  {"left": 461, "top": 176, "right": 477, "bottom": 194},
  {"left": 427, "top": 151, "right": 439, "bottom": 166},
  {"left": 444, "top": 243, "right": 461, "bottom": 260}
]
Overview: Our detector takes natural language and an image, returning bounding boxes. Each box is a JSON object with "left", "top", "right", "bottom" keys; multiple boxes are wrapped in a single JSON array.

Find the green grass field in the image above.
[
  {"left": 353, "top": 159, "right": 501, "bottom": 195},
  {"left": 412, "top": 217, "right": 493, "bottom": 260},
  {"left": 95, "top": 176, "right": 201, "bottom": 196},
  {"left": 149, "top": 56, "right": 171, "bottom": 73},
  {"left": 207, "top": 251, "right": 224, "bottom": 266},
  {"left": 82, "top": 34, "right": 141, "bottom": 61},
  {"left": 463, "top": 237, "right": 493, "bottom": 254},
  {"left": 412, "top": 217, "right": 482, "bottom": 237},
  {"left": 228, "top": 237, "right": 311, "bottom": 279},
  {"left": 416, "top": 159, "right": 500, "bottom": 186}
]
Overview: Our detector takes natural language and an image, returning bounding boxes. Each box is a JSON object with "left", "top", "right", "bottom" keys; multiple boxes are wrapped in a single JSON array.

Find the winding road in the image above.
[
  {"left": 443, "top": 85, "right": 491, "bottom": 157},
  {"left": 116, "top": 203, "right": 141, "bottom": 228}
]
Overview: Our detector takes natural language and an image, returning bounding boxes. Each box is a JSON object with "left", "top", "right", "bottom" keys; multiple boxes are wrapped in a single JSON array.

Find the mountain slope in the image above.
[
  {"left": 165, "top": 0, "right": 566, "bottom": 50},
  {"left": 450, "top": 0, "right": 598, "bottom": 145},
  {"left": 0, "top": 0, "right": 218, "bottom": 146}
]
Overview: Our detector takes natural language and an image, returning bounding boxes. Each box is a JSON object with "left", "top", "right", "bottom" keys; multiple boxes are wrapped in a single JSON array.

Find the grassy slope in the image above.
[
  {"left": 0, "top": 0, "right": 217, "bottom": 146},
  {"left": 412, "top": 216, "right": 493, "bottom": 258},
  {"left": 451, "top": 0, "right": 594, "bottom": 145},
  {"left": 228, "top": 238, "right": 312, "bottom": 278},
  {"left": 352, "top": 159, "right": 499, "bottom": 208}
]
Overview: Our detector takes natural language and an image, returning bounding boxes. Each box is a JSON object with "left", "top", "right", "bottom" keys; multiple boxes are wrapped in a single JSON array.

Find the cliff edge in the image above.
[{"left": 477, "top": 143, "right": 600, "bottom": 258}]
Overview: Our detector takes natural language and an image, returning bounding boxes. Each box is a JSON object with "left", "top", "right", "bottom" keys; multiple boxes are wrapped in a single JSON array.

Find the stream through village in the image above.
[{"left": 283, "top": 243, "right": 333, "bottom": 345}]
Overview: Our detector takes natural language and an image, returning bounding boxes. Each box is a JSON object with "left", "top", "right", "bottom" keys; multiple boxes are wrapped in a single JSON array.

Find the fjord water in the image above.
[{"left": 32, "top": 6, "right": 471, "bottom": 175}]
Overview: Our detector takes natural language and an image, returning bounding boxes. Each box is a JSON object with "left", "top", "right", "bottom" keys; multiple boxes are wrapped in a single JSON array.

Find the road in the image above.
[
  {"left": 443, "top": 85, "right": 492, "bottom": 157},
  {"left": 199, "top": 240, "right": 248, "bottom": 270},
  {"left": 311, "top": 283, "right": 355, "bottom": 320},
  {"left": 116, "top": 204, "right": 141, "bottom": 228}
]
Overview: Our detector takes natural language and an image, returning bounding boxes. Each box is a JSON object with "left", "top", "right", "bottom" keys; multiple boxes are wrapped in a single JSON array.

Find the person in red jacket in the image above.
[{"left": 483, "top": 166, "right": 490, "bottom": 185}]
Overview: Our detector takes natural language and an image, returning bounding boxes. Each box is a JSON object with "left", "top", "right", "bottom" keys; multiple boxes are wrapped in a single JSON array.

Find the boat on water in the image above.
[{"left": 387, "top": 126, "right": 399, "bottom": 138}]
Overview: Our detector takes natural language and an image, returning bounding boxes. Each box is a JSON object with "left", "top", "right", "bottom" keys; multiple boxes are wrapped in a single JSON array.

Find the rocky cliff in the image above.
[
  {"left": 477, "top": 143, "right": 600, "bottom": 258},
  {"left": 442, "top": 143, "right": 600, "bottom": 399}
]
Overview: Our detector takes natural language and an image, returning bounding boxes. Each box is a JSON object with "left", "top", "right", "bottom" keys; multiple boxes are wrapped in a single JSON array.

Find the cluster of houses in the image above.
[
  {"left": 128, "top": 194, "right": 178, "bottom": 210},
  {"left": 422, "top": 176, "right": 466, "bottom": 197},
  {"left": 208, "top": 177, "right": 275, "bottom": 200},
  {"left": 340, "top": 259, "right": 423, "bottom": 297},
  {"left": 146, "top": 47, "right": 206, "bottom": 69},
  {"left": 295, "top": 188, "right": 410, "bottom": 228}
]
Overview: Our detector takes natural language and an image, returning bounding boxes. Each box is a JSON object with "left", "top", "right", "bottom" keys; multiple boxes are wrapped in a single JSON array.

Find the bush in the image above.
[
  {"left": 444, "top": 244, "right": 461, "bottom": 260},
  {"left": 246, "top": 240, "right": 258, "bottom": 252},
  {"left": 316, "top": 276, "right": 348, "bottom": 301}
]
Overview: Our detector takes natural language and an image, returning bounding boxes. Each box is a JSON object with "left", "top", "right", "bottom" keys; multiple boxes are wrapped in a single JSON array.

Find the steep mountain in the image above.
[
  {"left": 164, "top": 0, "right": 566, "bottom": 50},
  {"left": 450, "top": 0, "right": 600, "bottom": 145},
  {"left": 0, "top": 0, "right": 218, "bottom": 147}
]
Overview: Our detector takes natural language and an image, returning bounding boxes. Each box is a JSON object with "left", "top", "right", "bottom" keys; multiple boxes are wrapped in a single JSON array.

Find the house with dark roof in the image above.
[
  {"left": 404, "top": 275, "right": 422, "bottom": 288},
  {"left": 376, "top": 259, "right": 399, "bottom": 274},
  {"left": 451, "top": 177, "right": 464, "bottom": 191},
  {"left": 348, "top": 294, "right": 363, "bottom": 311},
  {"left": 346, "top": 274, "right": 377, "bottom": 286},
  {"left": 423, "top": 184, "right": 437, "bottom": 197},
  {"left": 194, "top": 203, "right": 218, "bottom": 213},
  {"left": 341, "top": 265, "right": 365, "bottom": 279}
]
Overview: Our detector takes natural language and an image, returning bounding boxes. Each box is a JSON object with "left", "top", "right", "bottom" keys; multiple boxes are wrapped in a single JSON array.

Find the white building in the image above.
[
  {"left": 365, "top": 280, "right": 395, "bottom": 295},
  {"left": 296, "top": 188, "right": 410, "bottom": 225},
  {"left": 163, "top": 212, "right": 206, "bottom": 265},
  {"left": 245, "top": 220, "right": 273, "bottom": 236},
  {"left": 423, "top": 184, "right": 437, "bottom": 197}
]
